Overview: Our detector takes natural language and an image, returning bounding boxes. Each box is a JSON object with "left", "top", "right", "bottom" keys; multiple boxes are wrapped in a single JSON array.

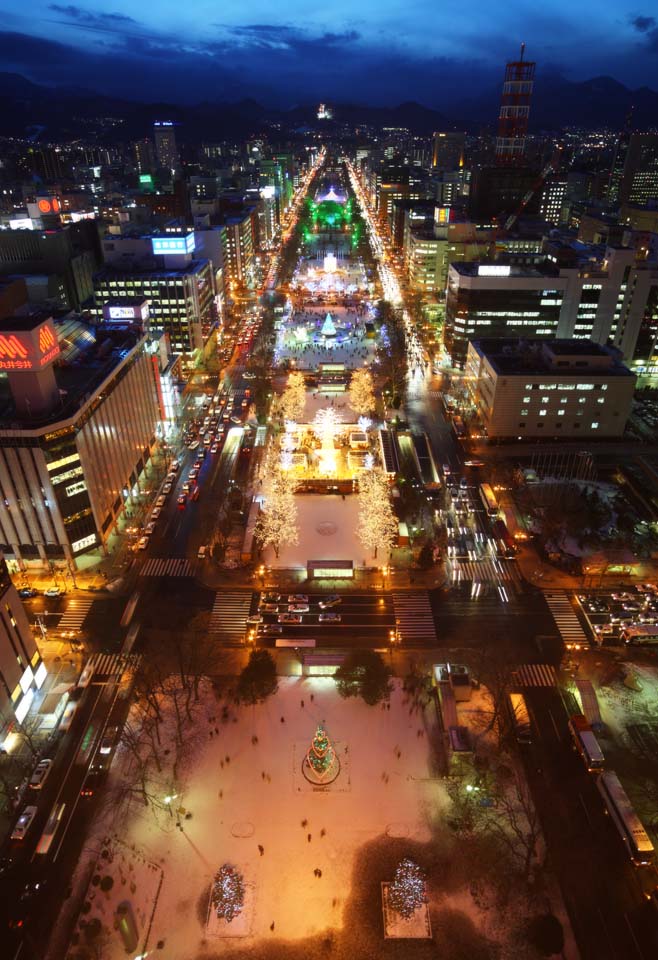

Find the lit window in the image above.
[
  {"left": 539, "top": 410, "right": 547, "bottom": 416},
  {"left": 557, "top": 410, "right": 565, "bottom": 416},
  {"left": 591, "top": 422, "right": 599, "bottom": 429}
]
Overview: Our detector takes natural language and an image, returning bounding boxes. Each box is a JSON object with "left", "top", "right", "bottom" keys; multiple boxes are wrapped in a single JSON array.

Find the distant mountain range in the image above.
[{"left": 0, "top": 71, "right": 656, "bottom": 143}]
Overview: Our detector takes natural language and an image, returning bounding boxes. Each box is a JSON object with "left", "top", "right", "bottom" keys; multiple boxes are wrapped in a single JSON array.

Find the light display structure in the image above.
[{"left": 302, "top": 724, "right": 341, "bottom": 785}]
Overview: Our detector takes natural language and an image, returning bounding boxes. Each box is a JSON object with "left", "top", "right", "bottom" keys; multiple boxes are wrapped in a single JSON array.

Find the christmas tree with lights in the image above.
[
  {"left": 211, "top": 864, "right": 245, "bottom": 923},
  {"left": 303, "top": 723, "right": 340, "bottom": 783},
  {"left": 321, "top": 312, "right": 337, "bottom": 337}
]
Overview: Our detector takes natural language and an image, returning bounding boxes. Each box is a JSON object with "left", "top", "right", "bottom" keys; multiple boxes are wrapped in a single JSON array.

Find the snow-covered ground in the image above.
[
  {"left": 262, "top": 496, "right": 364, "bottom": 569},
  {"left": 275, "top": 306, "right": 378, "bottom": 371}
]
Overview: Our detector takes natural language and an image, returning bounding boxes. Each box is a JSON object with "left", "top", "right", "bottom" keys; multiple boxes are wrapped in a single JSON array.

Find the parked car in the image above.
[
  {"left": 18, "top": 588, "right": 38, "bottom": 599},
  {"left": 137, "top": 536, "right": 149, "bottom": 550},
  {"left": 246, "top": 614, "right": 263, "bottom": 624},
  {"left": 257, "top": 624, "right": 283, "bottom": 635},
  {"left": 151, "top": 507, "right": 161, "bottom": 520},
  {"left": 318, "top": 595, "right": 341, "bottom": 609},
  {"left": 163, "top": 482, "right": 173, "bottom": 495},
  {"left": 287, "top": 594, "right": 309, "bottom": 603},
  {"left": 288, "top": 603, "right": 309, "bottom": 613},
  {"left": 29, "top": 759, "right": 53, "bottom": 790},
  {"left": 156, "top": 495, "right": 166, "bottom": 508},
  {"left": 278, "top": 613, "right": 302, "bottom": 624},
  {"left": 319, "top": 613, "right": 341, "bottom": 623},
  {"left": 11, "top": 806, "right": 37, "bottom": 841},
  {"left": 144, "top": 522, "right": 156, "bottom": 535},
  {"left": 44, "top": 587, "right": 63, "bottom": 598}
]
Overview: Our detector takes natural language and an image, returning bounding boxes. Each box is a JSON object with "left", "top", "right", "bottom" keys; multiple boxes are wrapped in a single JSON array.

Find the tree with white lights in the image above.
[
  {"left": 279, "top": 371, "right": 306, "bottom": 422},
  {"left": 211, "top": 864, "right": 245, "bottom": 922},
  {"left": 349, "top": 368, "right": 376, "bottom": 416},
  {"left": 388, "top": 859, "right": 427, "bottom": 919},
  {"left": 357, "top": 467, "right": 398, "bottom": 560},
  {"left": 255, "top": 448, "right": 299, "bottom": 558}
]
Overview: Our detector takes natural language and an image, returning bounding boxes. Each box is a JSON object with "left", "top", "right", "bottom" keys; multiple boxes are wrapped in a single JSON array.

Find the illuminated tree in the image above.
[
  {"left": 349, "top": 368, "right": 376, "bottom": 416},
  {"left": 255, "top": 449, "right": 299, "bottom": 558},
  {"left": 279, "top": 371, "right": 306, "bottom": 422},
  {"left": 211, "top": 864, "right": 245, "bottom": 922},
  {"left": 388, "top": 859, "right": 427, "bottom": 919},
  {"left": 357, "top": 467, "right": 398, "bottom": 560}
]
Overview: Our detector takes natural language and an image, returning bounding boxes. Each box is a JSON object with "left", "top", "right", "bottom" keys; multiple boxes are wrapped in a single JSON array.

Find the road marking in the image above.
[{"left": 513, "top": 663, "right": 557, "bottom": 687}]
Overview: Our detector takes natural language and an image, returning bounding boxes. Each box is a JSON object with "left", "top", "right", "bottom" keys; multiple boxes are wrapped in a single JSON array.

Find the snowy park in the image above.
[
  {"left": 68, "top": 676, "right": 567, "bottom": 960},
  {"left": 274, "top": 305, "right": 378, "bottom": 371}
]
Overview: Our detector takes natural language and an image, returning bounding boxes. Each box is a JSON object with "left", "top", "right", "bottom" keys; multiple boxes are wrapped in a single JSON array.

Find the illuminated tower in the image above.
[
  {"left": 495, "top": 44, "right": 535, "bottom": 166},
  {"left": 153, "top": 121, "right": 180, "bottom": 174}
]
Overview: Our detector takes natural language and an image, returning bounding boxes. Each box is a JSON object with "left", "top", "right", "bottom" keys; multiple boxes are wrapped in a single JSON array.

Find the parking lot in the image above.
[{"left": 576, "top": 584, "right": 658, "bottom": 645}]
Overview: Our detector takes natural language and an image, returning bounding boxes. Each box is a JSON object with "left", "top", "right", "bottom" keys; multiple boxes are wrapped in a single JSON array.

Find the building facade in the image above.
[{"left": 466, "top": 338, "right": 636, "bottom": 440}]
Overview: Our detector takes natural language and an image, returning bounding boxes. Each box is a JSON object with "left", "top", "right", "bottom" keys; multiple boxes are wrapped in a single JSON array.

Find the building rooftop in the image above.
[
  {"left": 95, "top": 259, "right": 209, "bottom": 280},
  {"left": 471, "top": 338, "right": 634, "bottom": 378},
  {"left": 0, "top": 317, "right": 144, "bottom": 430}
]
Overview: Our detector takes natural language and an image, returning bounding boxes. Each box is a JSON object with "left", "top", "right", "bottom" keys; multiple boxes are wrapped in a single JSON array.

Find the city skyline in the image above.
[{"left": 0, "top": 1, "right": 657, "bottom": 104}]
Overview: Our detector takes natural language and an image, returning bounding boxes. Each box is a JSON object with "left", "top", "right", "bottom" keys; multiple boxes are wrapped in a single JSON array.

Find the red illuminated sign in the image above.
[
  {"left": 0, "top": 335, "right": 29, "bottom": 360},
  {"left": 39, "top": 325, "right": 56, "bottom": 353}
]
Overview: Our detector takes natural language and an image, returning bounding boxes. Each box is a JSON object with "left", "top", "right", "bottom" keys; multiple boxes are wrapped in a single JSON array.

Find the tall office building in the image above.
[
  {"left": 538, "top": 180, "right": 567, "bottom": 224},
  {"left": 134, "top": 139, "right": 156, "bottom": 175},
  {"left": 0, "top": 555, "right": 45, "bottom": 743},
  {"left": 0, "top": 313, "right": 163, "bottom": 566},
  {"left": 431, "top": 132, "right": 465, "bottom": 171},
  {"left": 495, "top": 45, "right": 535, "bottom": 165},
  {"left": 153, "top": 122, "right": 180, "bottom": 174},
  {"left": 615, "top": 134, "right": 658, "bottom": 207}
]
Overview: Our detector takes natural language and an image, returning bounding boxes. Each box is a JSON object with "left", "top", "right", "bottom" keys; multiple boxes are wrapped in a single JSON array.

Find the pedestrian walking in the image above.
[
  {"left": 307, "top": 833, "right": 312, "bottom": 842},
  {"left": 258, "top": 844, "right": 264, "bottom": 856},
  {"left": 270, "top": 921, "right": 275, "bottom": 931}
]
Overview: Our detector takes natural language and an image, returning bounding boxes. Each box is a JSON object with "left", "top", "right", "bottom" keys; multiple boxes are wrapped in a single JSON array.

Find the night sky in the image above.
[{"left": 0, "top": 2, "right": 657, "bottom": 105}]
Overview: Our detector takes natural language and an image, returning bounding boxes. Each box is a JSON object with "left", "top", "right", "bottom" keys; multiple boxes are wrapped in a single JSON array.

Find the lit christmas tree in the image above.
[
  {"left": 321, "top": 312, "right": 337, "bottom": 337},
  {"left": 388, "top": 859, "right": 427, "bottom": 919},
  {"left": 304, "top": 724, "right": 340, "bottom": 783},
  {"left": 211, "top": 864, "right": 245, "bottom": 923}
]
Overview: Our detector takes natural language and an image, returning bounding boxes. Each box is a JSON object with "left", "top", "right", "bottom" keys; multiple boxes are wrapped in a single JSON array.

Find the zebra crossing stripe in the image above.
[
  {"left": 544, "top": 592, "right": 588, "bottom": 642},
  {"left": 58, "top": 597, "right": 93, "bottom": 631},
  {"left": 209, "top": 591, "right": 254, "bottom": 645},
  {"left": 85, "top": 652, "right": 141, "bottom": 681},
  {"left": 140, "top": 558, "right": 194, "bottom": 577},
  {"left": 514, "top": 663, "right": 557, "bottom": 687},
  {"left": 392, "top": 592, "right": 437, "bottom": 643}
]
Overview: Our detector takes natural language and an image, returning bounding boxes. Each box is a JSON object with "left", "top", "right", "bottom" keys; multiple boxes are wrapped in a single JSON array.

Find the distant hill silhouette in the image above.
[{"left": 0, "top": 72, "right": 656, "bottom": 142}]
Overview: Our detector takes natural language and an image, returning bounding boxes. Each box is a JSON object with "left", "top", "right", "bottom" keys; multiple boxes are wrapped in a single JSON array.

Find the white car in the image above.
[
  {"left": 319, "top": 613, "right": 341, "bottom": 623},
  {"left": 144, "top": 522, "right": 156, "bottom": 535},
  {"left": 163, "top": 482, "right": 173, "bottom": 494},
  {"left": 288, "top": 603, "right": 309, "bottom": 613},
  {"left": 137, "top": 536, "right": 149, "bottom": 550},
  {"left": 29, "top": 758, "right": 53, "bottom": 790},
  {"left": 151, "top": 507, "right": 161, "bottom": 520},
  {"left": 287, "top": 594, "right": 309, "bottom": 604},
  {"left": 11, "top": 806, "right": 37, "bottom": 841}
]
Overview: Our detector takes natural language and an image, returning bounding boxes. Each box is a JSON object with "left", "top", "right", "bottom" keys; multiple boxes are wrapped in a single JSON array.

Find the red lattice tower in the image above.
[{"left": 495, "top": 43, "right": 535, "bottom": 166}]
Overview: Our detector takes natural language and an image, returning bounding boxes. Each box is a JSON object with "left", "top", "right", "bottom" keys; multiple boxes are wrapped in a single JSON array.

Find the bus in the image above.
[
  {"left": 479, "top": 483, "right": 499, "bottom": 518},
  {"left": 34, "top": 802, "right": 66, "bottom": 856},
  {"left": 568, "top": 714, "right": 605, "bottom": 771},
  {"left": 452, "top": 416, "right": 467, "bottom": 439},
  {"left": 597, "top": 771, "right": 654, "bottom": 866},
  {"left": 493, "top": 519, "right": 516, "bottom": 558},
  {"left": 508, "top": 693, "right": 533, "bottom": 744},
  {"left": 621, "top": 624, "right": 658, "bottom": 645}
]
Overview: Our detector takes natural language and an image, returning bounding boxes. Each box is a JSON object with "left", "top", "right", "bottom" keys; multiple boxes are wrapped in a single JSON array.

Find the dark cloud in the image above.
[
  {"left": 219, "top": 22, "right": 360, "bottom": 52},
  {"left": 630, "top": 15, "right": 656, "bottom": 32},
  {"left": 48, "top": 4, "right": 137, "bottom": 25}
]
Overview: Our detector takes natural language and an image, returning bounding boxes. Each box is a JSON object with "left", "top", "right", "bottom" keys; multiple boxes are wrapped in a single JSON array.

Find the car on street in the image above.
[
  {"left": 319, "top": 613, "right": 341, "bottom": 623},
  {"left": 188, "top": 440, "right": 200, "bottom": 451},
  {"left": 288, "top": 603, "right": 309, "bottom": 613},
  {"left": 182, "top": 481, "right": 192, "bottom": 494},
  {"left": 163, "top": 482, "right": 173, "bottom": 494},
  {"left": 18, "top": 588, "right": 38, "bottom": 599},
  {"left": 210, "top": 443, "right": 219, "bottom": 454},
  {"left": 464, "top": 460, "right": 485, "bottom": 468},
  {"left": 611, "top": 592, "right": 634, "bottom": 601},
  {"left": 144, "top": 522, "right": 156, "bottom": 535},
  {"left": 260, "top": 603, "right": 279, "bottom": 614},
  {"left": 246, "top": 614, "right": 263, "bottom": 624},
  {"left": 189, "top": 469, "right": 198, "bottom": 480},
  {"left": 44, "top": 587, "right": 63, "bottom": 598},
  {"left": 318, "top": 595, "right": 341, "bottom": 608},
  {"left": 99, "top": 725, "right": 119, "bottom": 755},
  {"left": 151, "top": 507, "right": 161, "bottom": 520},
  {"left": 288, "top": 594, "right": 308, "bottom": 603},
  {"left": 170, "top": 460, "right": 180, "bottom": 472},
  {"left": 137, "top": 536, "right": 149, "bottom": 550},
  {"left": 244, "top": 371, "right": 256, "bottom": 379},
  {"left": 177, "top": 494, "right": 187, "bottom": 508},
  {"left": 29, "top": 759, "right": 53, "bottom": 789},
  {"left": 156, "top": 495, "right": 166, "bottom": 507},
  {"left": 11, "top": 806, "right": 37, "bottom": 841},
  {"left": 257, "top": 624, "right": 283, "bottom": 635},
  {"left": 278, "top": 613, "right": 302, "bottom": 624}
]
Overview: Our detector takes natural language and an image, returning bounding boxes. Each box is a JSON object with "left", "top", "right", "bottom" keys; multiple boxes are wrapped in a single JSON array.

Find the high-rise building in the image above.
[
  {"left": 431, "top": 132, "right": 465, "bottom": 171},
  {"left": 616, "top": 134, "right": 658, "bottom": 207},
  {"left": 0, "top": 314, "right": 162, "bottom": 566},
  {"left": 153, "top": 121, "right": 180, "bottom": 174},
  {"left": 538, "top": 180, "right": 567, "bottom": 224},
  {"left": 466, "top": 338, "right": 635, "bottom": 440},
  {"left": 134, "top": 139, "right": 156, "bottom": 175},
  {"left": 0, "top": 555, "right": 45, "bottom": 742}
]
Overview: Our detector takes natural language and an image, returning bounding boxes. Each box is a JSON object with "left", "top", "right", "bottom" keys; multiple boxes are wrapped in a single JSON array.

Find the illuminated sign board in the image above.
[
  {"left": 9, "top": 217, "right": 34, "bottom": 230},
  {"left": 0, "top": 318, "right": 60, "bottom": 372},
  {"left": 478, "top": 265, "right": 511, "bottom": 277},
  {"left": 260, "top": 185, "right": 276, "bottom": 200},
  {"left": 71, "top": 533, "right": 97, "bottom": 553},
  {"left": 104, "top": 301, "right": 150, "bottom": 323},
  {"left": 435, "top": 207, "right": 452, "bottom": 224},
  {"left": 151, "top": 234, "right": 195, "bottom": 255},
  {"left": 139, "top": 173, "right": 154, "bottom": 187}
]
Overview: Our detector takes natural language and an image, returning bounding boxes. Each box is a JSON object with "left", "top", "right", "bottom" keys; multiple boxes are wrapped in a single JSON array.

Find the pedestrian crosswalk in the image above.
[
  {"left": 513, "top": 663, "right": 558, "bottom": 687},
  {"left": 85, "top": 652, "right": 141, "bottom": 683},
  {"left": 57, "top": 597, "right": 94, "bottom": 634},
  {"left": 209, "top": 590, "right": 254, "bottom": 645},
  {"left": 544, "top": 591, "right": 589, "bottom": 645},
  {"left": 453, "top": 558, "right": 518, "bottom": 584},
  {"left": 392, "top": 592, "right": 437, "bottom": 645},
  {"left": 140, "top": 558, "right": 195, "bottom": 577}
]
